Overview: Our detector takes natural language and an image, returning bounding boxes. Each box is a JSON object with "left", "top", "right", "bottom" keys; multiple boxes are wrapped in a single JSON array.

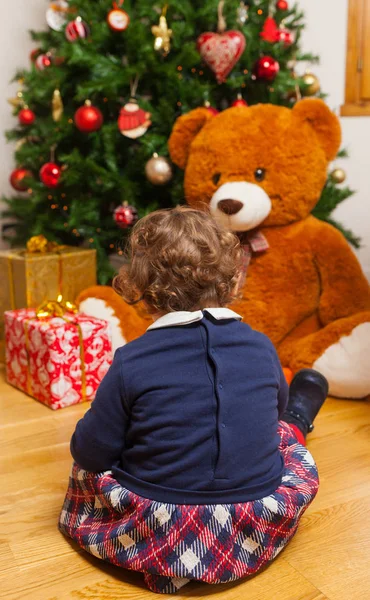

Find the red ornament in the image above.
[
  {"left": 107, "top": 2, "right": 130, "bottom": 31},
  {"left": 65, "top": 17, "right": 90, "bottom": 42},
  {"left": 276, "top": 0, "right": 288, "bottom": 10},
  {"left": 204, "top": 101, "right": 219, "bottom": 115},
  {"left": 254, "top": 56, "right": 280, "bottom": 82},
  {"left": 18, "top": 108, "right": 36, "bottom": 126},
  {"left": 74, "top": 100, "right": 103, "bottom": 133},
  {"left": 114, "top": 203, "right": 138, "bottom": 229},
  {"left": 118, "top": 99, "right": 151, "bottom": 139},
  {"left": 232, "top": 94, "right": 248, "bottom": 107},
  {"left": 39, "top": 162, "right": 62, "bottom": 188},
  {"left": 10, "top": 168, "right": 33, "bottom": 191},
  {"left": 35, "top": 53, "right": 52, "bottom": 70},
  {"left": 54, "top": 55, "right": 65, "bottom": 66},
  {"left": 30, "top": 48, "right": 42, "bottom": 63},
  {"left": 275, "top": 29, "right": 294, "bottom": 46},
  {"left": 260, "top": 17, "right": 278, "bottom": 43},
  {"left": 197, "top": 30, "right": 246, "bottom": 84}
]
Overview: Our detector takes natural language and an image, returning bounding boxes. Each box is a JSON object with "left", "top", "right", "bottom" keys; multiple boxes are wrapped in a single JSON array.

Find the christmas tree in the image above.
[{"left": 3, "top": 0, "right": 358, "bottom": 284}]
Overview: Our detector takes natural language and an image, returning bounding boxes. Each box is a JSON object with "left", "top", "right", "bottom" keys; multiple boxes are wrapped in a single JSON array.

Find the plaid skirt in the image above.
[{"left": 59, "top": 422, "right": 318, "bottom": 594}]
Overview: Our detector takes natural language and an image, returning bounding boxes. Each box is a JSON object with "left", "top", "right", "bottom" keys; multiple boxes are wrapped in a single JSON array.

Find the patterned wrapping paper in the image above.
[
  {"left": 0, "top": 247, "right": 97, "bottom": 351},
  {"left": 5, "top": 309, "right": 112, "bottom": 410}
]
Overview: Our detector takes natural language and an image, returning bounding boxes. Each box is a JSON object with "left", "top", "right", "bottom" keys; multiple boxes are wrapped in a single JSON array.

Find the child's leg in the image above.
[{"left": 281, "top": 369, "right": 329, "bottom": 445}]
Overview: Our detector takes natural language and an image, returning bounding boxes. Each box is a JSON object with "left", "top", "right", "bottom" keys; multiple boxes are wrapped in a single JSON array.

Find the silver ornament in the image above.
[
  {"left": 237, "top": 2, "right": 249, "bottom": 25},
  {"left": 145, "top": 153, "right": 173, "bottom": 185}
]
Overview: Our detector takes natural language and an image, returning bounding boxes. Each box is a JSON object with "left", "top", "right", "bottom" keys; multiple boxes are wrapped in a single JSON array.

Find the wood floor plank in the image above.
[
  {"left": 284, "top": 496, "right": 370, "bottom": 600},
  {"left": 1, "top": 367, "right": 369, "bottom": 600}
]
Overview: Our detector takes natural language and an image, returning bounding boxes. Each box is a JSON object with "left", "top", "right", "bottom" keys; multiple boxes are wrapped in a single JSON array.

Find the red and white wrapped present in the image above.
[{"left": 5, "top": 307, "right": 113, "bottom": 410}]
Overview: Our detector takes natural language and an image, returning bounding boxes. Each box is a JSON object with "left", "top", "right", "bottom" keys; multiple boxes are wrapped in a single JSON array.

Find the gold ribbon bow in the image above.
[
  {"left": 26, "top": 234, "right": 63, "bottom": 254},
  {"left": 37, "top": 294, "right": 77, "bottom": 318},
  {"left": 24, "top": 295, "right": 86, "bottom": 403}
]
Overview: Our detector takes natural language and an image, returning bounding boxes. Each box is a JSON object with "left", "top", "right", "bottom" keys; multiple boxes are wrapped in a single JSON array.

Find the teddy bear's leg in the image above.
[
  {"left": 279, "top": 311, "right": 370, "bottom": 399},
  {"left": 77, "top": 286, "right": 151, "bottom": 351}
]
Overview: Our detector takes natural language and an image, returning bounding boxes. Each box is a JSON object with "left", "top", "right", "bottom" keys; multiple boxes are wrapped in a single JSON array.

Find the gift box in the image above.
[
  {"left": 5, "top": 308, "right": 112, "bottom": 410},
  {"left": 0, "top": 237, "right": 97, "bottom": 353}
]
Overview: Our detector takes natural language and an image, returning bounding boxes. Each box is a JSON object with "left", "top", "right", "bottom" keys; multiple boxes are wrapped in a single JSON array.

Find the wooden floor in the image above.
[{"left": 1, "top": 367, "right": 370, "bottom": 600}]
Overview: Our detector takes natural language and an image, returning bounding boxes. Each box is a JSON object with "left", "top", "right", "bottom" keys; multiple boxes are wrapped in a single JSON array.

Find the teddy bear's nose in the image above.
[{"left": 218, "top": 199, "right": 244, "bottom": 215}]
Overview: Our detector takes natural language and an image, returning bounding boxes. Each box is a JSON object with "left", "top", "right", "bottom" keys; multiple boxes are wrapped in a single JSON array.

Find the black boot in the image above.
[{"left": 283, "top": 369, "right": 329, "bottom": 437}]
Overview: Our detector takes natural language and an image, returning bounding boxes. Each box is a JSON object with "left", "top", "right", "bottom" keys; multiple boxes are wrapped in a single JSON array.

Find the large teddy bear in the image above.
[{"left": 79, "top": 99, "right": 370, "bottom": 399}]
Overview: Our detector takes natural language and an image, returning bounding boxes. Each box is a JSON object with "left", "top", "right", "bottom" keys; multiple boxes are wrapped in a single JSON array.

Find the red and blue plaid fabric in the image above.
[{"left": 59, "top": 422, "right": 318, "bottom": 594}]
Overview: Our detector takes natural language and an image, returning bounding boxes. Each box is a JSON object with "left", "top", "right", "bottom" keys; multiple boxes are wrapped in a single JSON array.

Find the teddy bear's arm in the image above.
[{"left": 313, "top": 221, "right": 370, "bottom": 326}]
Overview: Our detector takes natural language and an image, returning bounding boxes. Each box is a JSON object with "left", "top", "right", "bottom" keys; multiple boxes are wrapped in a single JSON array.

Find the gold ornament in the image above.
[
  {"left": 15, "top": 137, "right": 27, "bottom": 151},
  {"left": 15, "top": 135, "right": 41, "bottom": 150},
  {"left": 301, "top": 71, "right": 320, "bottom": 96},
  {"left": 8, "top": 91, "right": 24, "bottom": 108},
  {"left": 151, "top": 5, "right": 172, "bottom": 56},
  {"left": 330, "top": 168, "right": 346, "bottom": 184},
  {"left": 8, "top": 79, "right": 24, "bottom": 108},
  {"left": 52, "top": 88, "right": 64, "bottom": 122},
  {"left": 145, "top": 153, "right": 173, "bottom": 185}
]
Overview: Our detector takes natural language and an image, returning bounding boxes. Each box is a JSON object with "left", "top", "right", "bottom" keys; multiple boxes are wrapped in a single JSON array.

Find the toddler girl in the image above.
[{"left": 59, "top": 207, "right": 328, "bottom": 594}]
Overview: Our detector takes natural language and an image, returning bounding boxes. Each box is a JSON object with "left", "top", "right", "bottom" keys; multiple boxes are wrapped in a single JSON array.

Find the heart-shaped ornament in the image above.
[{"left": 197, "top": 31, "right": 246, "bottom": 84}]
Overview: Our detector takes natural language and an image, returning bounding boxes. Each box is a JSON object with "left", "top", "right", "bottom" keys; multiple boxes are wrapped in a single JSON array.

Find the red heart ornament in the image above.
[{"left": 197, "top": 30, "right": 246, "bottom": 84}]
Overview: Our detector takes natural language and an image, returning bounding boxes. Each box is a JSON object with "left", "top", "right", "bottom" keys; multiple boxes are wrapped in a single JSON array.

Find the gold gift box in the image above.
[{"left": 0, "top": 245, "right": 97, "bottom": 351}]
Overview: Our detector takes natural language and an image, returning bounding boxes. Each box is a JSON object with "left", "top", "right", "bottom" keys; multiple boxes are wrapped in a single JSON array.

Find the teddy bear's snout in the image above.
[{"left": 218, "top": 199, "right": 244, "bottom": 215}]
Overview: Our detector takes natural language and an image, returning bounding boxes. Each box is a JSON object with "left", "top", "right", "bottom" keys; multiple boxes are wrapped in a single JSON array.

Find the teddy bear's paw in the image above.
[
  {"left": 79, "top": 297, "right": 127, "bottom": 352},
  {"left": 313, "top": 322, "right": 370, "bottom": 399}
]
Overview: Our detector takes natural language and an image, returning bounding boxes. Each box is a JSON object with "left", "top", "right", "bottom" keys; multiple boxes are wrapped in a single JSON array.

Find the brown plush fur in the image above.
[
  {"left": 79, "top": 99, "right": 370, "bottom": 393},
  {"left": 77, "top": 286, "right": 150, "bottom": 343}
]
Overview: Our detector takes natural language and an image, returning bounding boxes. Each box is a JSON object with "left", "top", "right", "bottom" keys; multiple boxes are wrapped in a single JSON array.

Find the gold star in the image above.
[{"left": 152, "top": 9, "right": 172, "bottom": 56}]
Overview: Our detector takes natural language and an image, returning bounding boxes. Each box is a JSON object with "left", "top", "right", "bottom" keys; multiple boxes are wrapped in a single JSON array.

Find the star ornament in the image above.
[{"left": 152, "top": 14, "right": 172, "bottom": 56}]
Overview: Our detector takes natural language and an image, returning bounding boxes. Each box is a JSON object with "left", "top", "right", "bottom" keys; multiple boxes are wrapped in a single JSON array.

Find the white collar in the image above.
[{"left": 147, "top": 308, "right": 242, "bottom": 331}]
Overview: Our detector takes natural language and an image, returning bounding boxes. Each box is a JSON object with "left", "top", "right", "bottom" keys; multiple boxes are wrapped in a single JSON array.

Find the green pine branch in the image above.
[{"left": 2, "top": 0, "right": 360, "bottom": 282}]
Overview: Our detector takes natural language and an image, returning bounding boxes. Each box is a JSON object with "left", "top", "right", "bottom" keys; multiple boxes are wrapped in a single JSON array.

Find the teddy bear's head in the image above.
[{"left": 168, "top": 99, "right": 341, "bottom": 232}]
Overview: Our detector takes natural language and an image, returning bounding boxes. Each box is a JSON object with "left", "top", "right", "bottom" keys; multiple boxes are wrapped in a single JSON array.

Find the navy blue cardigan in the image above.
[{"left": 71, "top": 309, "right": 288, "bottom": 504}]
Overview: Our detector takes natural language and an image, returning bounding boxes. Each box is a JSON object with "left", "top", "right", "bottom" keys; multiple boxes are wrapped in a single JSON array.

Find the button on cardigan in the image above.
[{"left": 71, "top": 308, "right": 289, "bottom": 504}]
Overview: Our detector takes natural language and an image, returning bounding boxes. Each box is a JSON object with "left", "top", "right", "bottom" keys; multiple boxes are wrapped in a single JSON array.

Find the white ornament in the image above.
[
  {"left": 107, "top": 8, "right": 129, "bottom": 32},
  {"left": 237, "top": 2, "right": 249, "bottom": 25},
  {"left": 46, "top": 0, "right": 69, "bottom": 31},
  {"left": 117, "top": 100, "right": 152, "bottom": 139}
]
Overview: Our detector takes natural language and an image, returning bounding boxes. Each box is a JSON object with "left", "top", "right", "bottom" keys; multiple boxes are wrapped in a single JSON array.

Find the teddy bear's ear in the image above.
[
  {"left": 168, "top": 107, "right": 214, "bottom": 170},
  {"left": 292, "top": 98, "right": 341, "bottom": 161}
]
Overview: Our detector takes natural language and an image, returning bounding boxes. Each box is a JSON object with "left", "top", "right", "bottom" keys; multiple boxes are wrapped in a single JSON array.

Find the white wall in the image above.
[
  {"left": 299, "top": 0, "right": 370, "bottom": 279},
  {"left": 1, "top": 0, "right": 369, "bottom": 277},
  {"left": 0, "top": 0, "right": 46, "bottom": 247}
]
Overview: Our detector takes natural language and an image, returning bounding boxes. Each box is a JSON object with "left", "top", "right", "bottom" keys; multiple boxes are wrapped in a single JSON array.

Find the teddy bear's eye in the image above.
[
  {"left": 254, "top": 168, "right": 266, "bottom": 182},
  {"left": 212, "top": 172, "right": 221, "bottom": 185}
]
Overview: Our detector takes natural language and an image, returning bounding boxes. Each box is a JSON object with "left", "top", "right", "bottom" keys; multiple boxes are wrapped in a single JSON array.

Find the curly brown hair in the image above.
[{"left": 113, "top": 206, "right": 242, "bottom": 314}]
